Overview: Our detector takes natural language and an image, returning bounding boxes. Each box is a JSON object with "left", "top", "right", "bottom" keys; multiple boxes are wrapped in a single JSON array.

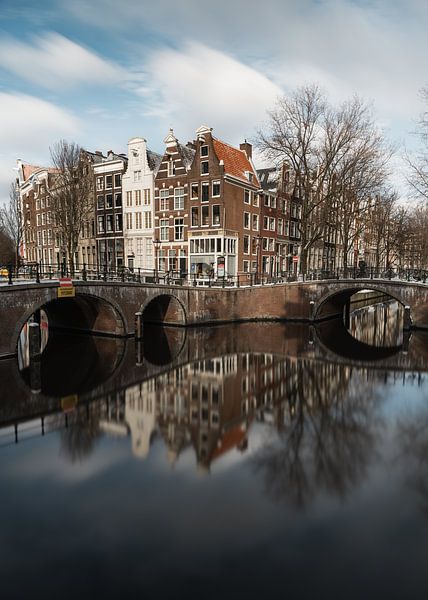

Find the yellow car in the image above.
[{"left": 0, "top": 268, "right": 9, "bottom": 278}]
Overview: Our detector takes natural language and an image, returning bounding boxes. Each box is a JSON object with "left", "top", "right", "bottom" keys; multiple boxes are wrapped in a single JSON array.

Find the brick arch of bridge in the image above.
[
  {"left": 11, "top": 290, "right": 126, "bottom": 355},
  {"left": 314, "top": 282, "right": 406, "bottom": 322},
  {"left": 140, "top": 293, "right": 187, "bottom": 326}
]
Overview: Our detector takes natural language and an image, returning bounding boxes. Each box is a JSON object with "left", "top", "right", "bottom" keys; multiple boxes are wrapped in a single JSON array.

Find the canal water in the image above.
[{"left": 1, "top": 301, "right": 428, "bottom": 599}]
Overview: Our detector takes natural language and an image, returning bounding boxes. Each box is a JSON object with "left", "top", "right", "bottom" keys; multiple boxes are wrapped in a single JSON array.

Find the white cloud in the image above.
[
  {"left": 0, "top": 32, "right": 126, "bottom": 89},
  {"left": 0, "top": 92, "right": 80, "bottom": 203},
  {"left": 139, "top": 42, "right": 282, "bottom": 144}
]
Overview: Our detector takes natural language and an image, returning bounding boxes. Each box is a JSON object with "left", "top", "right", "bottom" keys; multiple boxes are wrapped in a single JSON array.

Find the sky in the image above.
[{"left": 0, "top": 0, "right": 427, "bottom": 204}]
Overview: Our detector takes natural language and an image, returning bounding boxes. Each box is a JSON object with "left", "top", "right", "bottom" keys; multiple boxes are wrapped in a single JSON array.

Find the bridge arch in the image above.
[
  {"left": 140, "top": 293, "right": 187, "bottom": 326},
  {"left": 314, "top": 282, "right": 406, "bottom": 322},
  {"left": 12, "top": 291, "right": 126, "bottom": 354}
]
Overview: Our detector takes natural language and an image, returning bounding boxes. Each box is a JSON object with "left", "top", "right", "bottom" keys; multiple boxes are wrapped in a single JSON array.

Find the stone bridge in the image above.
[{"left": 0, "top": 278, "right": 427, "bottom": 358}]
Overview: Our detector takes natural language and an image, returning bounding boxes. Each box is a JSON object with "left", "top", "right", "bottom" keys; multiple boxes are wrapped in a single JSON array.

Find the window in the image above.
[
  {"left": 202, "top": 205, "right": 209, "bottom": 226},
  {"left": 106, "top": 214, "right": 113, "bottom": 232},
  {"left": 201, "top": 161, "right": 209, "bottom": 175},
  {"left": 106, "top": 194, "right": 113, "bottom": 209},
  {"left": 212, "top": 181, "right": 220, "bottom": 197},
  {"left": 262, "top": 237, "right": 268, "bottom": 250},
  {"left": 271, "top": 196, "right": 277, "bottom": 208},
  {"left": 160, "top": 218, "right": 169, "bottom": 241},
  {"left": 133, "top": 170, "right": 141, "bottom": 182},
  {"left": 252, "top": 214, "right": 259, "bottom": 231},
  {"left": 114, "top": 173, "right": 121, "bottom": 188},
  {"left": 191, "top": 183, "right": 198, "bottom": 199},
  {"left": 106, "top": 175, "right": 113, "bottom": 189},
  {"left": 167, "top": 158, "right": 175, "bottom": 177},
  {"left": 144, "top": 212, "right": 152, "bottom": 229},
  {"left": 98, "top": 216, "right": 105, "bottom": 233},
  {"left": 278, "top": 218, "right": 283, "bottom": 235},
  {"left": 41, "top": 198, "right": 45, "bottom": 209},
  {"left": 135, "top": 212, "right": 142, "bottom": 229},
  {"left": 264, "top": 194, "right": 270, "bottom": 207},
  {"left": 263, "top": 216, "right": 269, "bottom": 230},
  {"left": 201, "top": 182, "right": 209, "bottom": 202},
  {"left": 126, "top": 191, "right": 132, "bottom": 207},
  {"left": 191, "top": 207, "right": 199, "bottom": 227},
  {"left": 115, "top": 193, "right": 122, "bottom": 207},
  {"left": 243, "top": 260, "right": 249, "bottom": 272},
  {"left": 243, "top": 235, "right": 250, "bottom": 254},
  {"left": 144, "top": 189, "right": 151, "bottom": 205},
  {"left": 269, "top": 217, "right": 275, "bottom": 231},
  {"left": 36, "top": 214, "right": 41, "bottom": 226},
  {"left": 41, "top": 213, "right": 46, "bottom": 225},
  {"left": 97, "top": 195, "right": 104, "bottom": 210},
  {"left": 244, "top": 190, "right": 250, "bottom": 204},
  {"left": 135, "top": 190, "right": 141, "bottom": 206},
  {"left": 174, "top": 218, "right": 184, "bottom": 241},
  {"left": 96, "top": 176, "right": 103, "bottom": 191},
  {"left": 244, "top": 212, "right": 250, "bottom": 229},
  {"left": 212, "top": 205, "right": 220, "bottom": 226},
  {"left": 200, "top": 145, "right": 209, "bottom": 157},
  {"left": 36, "top": 199, "right": 40, "bottom": 210},
  {"left": 126, "top": 213, "right": 133, "bottom": 230},
  {"left": 115, "top": 214, "right": 122, "bottom": 231},
  {"left": 174, "top": 187, "right": 184, "bottom": 210},
  {"left": 160, "top": 189, "right": 169, "bottom": 211}
]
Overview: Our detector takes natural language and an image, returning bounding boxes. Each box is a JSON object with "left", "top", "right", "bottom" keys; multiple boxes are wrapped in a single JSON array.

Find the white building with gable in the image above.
[{"left": 122, "top": 137, "right": 162, "bottom": 271}]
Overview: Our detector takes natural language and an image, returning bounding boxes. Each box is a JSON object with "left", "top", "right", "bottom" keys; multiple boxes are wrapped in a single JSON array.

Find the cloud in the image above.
[
  {"left": 0, "top": 32, "right": 126, "bottom": 89},
  {"left": 139, "top": 42, "right": 282, "bottom": 144},
  {"left": 0, "top": 92, "right": 80, "bottom": 203}
]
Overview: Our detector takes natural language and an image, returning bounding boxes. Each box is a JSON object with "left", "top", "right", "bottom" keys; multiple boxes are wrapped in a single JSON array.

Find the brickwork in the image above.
[{"left": 1, "top": 280, "right": 427, "bottom": 357}]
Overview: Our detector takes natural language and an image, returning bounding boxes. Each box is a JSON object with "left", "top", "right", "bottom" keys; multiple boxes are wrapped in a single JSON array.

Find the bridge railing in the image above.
[{"left": 2, "top": 263, "right": 427, "bottom": 287}]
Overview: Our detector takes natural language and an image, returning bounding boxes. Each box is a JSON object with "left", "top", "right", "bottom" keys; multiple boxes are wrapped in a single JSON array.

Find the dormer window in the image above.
[
  {"left": 201, "top": 161, "right": 209, "bottom": 175},
  {"left": 200, "top": 145, "right": 208, "bottom": 157},
  {"left": 248, "top": 172, "right": 253, "bottom": 183}
]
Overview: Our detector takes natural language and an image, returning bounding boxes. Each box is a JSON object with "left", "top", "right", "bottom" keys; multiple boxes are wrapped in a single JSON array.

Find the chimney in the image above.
[
  {"left": 95, "top": 150, "right": 103, "bottom": 156},
  {"left": 240, "top": 140, "right": 252, "bottom": 159}
]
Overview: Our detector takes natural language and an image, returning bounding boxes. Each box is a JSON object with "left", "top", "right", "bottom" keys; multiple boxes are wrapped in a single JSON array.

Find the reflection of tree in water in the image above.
[
  {"left": 48, "top": 403, "right": 104, "bottom": 464},
  {"left": 253, "top": 361, "right": 378, "bottom": 509},
  {"left": 396, "top": 390, "right": 428, "bottom": 515}
]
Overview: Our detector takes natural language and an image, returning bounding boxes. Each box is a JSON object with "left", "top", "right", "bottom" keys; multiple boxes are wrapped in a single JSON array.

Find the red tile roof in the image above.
[
  {"left": 213, "top": 139, "right": 259, "bottom": 186},
  {"left": 211, "top": 424, "right": 247, "bottom": 462},
  {"left": 22, "top": 164, "right": 45, "bottom": 181}
]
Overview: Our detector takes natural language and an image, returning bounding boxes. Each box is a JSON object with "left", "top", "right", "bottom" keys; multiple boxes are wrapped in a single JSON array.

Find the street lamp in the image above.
[{"left": 153, "top": 238, "right": 161, "bottom": 283}]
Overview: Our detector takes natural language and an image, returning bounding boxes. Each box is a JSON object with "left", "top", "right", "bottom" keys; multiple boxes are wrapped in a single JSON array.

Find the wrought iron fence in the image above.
[{"left": 2, "top": 262, "right": 427, "bottom": 287}]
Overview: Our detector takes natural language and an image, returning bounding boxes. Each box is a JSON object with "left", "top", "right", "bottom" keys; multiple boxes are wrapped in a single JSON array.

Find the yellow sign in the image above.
[
  {"left": 57, "top": 286, "right": 75, "bottom": 298},
  {"left": 61, "top": 394, "right": 78, "bottom": 413}
]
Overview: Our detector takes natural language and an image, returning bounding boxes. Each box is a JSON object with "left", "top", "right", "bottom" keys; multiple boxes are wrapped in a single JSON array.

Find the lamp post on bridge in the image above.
[{"left": 153, "top": 238, "right": 161, "bottom": 283}]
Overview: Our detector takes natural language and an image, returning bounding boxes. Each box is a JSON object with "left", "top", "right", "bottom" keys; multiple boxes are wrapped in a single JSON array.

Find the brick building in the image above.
[{"left": 154, "top": 126, "right": 262, "bottom": 280}]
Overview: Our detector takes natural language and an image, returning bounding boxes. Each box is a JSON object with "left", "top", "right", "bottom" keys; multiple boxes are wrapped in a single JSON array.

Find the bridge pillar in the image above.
[
  {"left": 404, "top": 305, "right": 412, "bottom": 331},
  {"left": 344, "top": 299, "right": 351, "bottom": 329},
  {"left": 135, "top": 312, "right": 143, "bottom": 339},
  {"left": 309, "top": 301, "right": 315, "bottom": 321},
  {"left": 135, "top": 339, "right": 143, "bottom": 366},
  {"left": 29, "top": 322, "right": 41, "bottom": 394}
]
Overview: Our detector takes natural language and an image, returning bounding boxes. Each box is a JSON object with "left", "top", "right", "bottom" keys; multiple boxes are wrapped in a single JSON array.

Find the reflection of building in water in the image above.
[
  {"left": 349, "top": 300, "right": 403, "bottom": 347},
  {"left": 96, "top": 353, "right": 354, "bottom": 472}
]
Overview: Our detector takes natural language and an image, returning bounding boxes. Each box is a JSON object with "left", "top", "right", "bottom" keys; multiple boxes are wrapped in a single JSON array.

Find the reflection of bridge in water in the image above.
[{"left": 1, "top": 318, "right": 428, "bottom": 465}]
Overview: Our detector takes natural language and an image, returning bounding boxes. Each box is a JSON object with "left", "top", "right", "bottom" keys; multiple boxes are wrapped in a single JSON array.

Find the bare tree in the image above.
[
  {"left": 49, "top": 140, "right": 93, "bottom": 274},
  {"left": 406, "top": 86, "right": 428, "bottom": 201},
  {"left": 257, "top": 86, "right": 391, "bottom": 274},
  {"left": 331, "top": 102, "right": 391, "bottom": 274},
  {"left": 0, "top": 181, "right": 24, "bottom": 267}
]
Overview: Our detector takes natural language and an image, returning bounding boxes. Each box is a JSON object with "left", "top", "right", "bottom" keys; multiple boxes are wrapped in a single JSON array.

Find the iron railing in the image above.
[{"left": 1, "top": 263, "right": 427, "bottom": 287}]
